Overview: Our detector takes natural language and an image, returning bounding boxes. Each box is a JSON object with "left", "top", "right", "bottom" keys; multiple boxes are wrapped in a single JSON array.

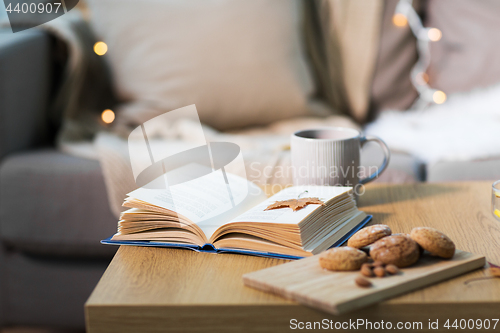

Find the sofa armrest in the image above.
[{"left": 0, "top": 29, "right": 52, "bottom": 161}]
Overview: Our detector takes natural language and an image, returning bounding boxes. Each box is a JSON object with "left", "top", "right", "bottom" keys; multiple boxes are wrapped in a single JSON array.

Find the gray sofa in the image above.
[
  {"left": 0, "top": 29, "right": 116, "bottom": 330},
  {"left": 1, "top": 29, "right": 500, "bottom": 331}
]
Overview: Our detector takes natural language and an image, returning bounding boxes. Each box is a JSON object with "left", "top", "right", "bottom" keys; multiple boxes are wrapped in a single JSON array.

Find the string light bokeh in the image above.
[
  {"left": 101, "top": 109, "right": 115, "bottom": 124},
  {"left": 393, "top": 0, "right": 446, "bottom": 109},
  {"left": 93, "top": 41, "right": 108, "bottom": 56}
]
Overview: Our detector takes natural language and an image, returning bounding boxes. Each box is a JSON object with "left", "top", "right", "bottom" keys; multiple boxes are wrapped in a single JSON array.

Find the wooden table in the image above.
[{"left": 85, "top": 182, "right": 500, "bottom": 333}]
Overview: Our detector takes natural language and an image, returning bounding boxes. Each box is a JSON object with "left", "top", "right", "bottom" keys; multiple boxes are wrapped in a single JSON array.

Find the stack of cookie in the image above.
[{"left": 318, "top": 225, "right": 456, "bottom": 288}]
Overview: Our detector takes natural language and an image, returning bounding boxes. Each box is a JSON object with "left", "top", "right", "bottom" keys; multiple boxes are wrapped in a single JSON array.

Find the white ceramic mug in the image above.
[{"left": 291, "top": 127, "right": 390, "bottom": 186}]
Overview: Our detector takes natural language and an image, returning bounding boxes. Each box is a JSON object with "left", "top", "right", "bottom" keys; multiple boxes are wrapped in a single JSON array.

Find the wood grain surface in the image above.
[
  {"left": 85, "top": 182, "right": 500, "bottom": 333},
  {"left": 243, "top": 250, "right": 485, "bottom": 315}
]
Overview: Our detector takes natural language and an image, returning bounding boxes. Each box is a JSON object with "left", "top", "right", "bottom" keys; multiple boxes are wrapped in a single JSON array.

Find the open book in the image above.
[{"left": 102, "top": 168, "right": 370, "bottom": 259}]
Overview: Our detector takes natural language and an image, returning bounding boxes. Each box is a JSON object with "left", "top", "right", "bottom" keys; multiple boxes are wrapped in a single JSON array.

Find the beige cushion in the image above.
[
  {"left": 369, "top": 0, "right": 419, "bottom": 115},
  {"left": 427, "top": 0, "right": 500, "bottom": 94},
  {"left": 329, "top": 0, "right": 383, "bottom": 122},
  {"left": 86, "top": 0, "right": 325, "bottom": 131},
  {"left": 303, "top": 0, "right": 383, "bottom": 123}
]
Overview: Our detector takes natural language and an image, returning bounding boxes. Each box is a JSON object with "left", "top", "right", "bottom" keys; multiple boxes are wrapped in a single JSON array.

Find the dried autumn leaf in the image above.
[
  {"left": 265, "top": 197, "right": 325, "bottom": 212},
  {"left": 464, "top": 262, "right": 500, "bottom": 285},
  {"left": 490, "top": 267, "right": 500, "bottom": 277},
  {"left": 489, "top": 261, "right": 500, "bottom": 269},
  {"left": 487, "top": 262, "right": 500, "bottom": 278}
]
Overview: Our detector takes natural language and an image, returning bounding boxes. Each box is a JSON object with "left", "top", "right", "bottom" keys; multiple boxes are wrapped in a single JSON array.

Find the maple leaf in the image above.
[
  {"left": 489, "top": 261, "right": 500, "bottom": 269},
  {"left": 465, "top": 261, "right": 500, "bottom": 284},
  {"left": 491, "top": 267, "right": 500, "bottom": 277},
  {"left": 265, "top": 197, "right": 325, "bottom": 212},
  {"left": 489, "top": 262, "right": 500, "bottom": 277}
]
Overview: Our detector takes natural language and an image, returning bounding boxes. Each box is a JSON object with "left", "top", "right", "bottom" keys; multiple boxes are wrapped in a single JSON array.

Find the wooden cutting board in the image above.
[{"left": 243, "top": 250, "right": 485, "bottom": 315}]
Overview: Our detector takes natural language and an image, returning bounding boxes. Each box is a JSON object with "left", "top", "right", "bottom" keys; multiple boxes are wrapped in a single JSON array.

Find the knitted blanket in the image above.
[{"left": 366, "top": 83, "right": 500, "bottom": 165}]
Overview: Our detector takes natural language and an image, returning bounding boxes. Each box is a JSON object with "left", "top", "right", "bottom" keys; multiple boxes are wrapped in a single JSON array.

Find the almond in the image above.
[
  {"left": 355, "top": 276, "right": 372, "bottom": 288},
  {"left": 360, "top": 264, "right": 374, "bottom": 277},
  {"left": 373, "top": 266, "right": 386, "bottom": 277},
  {"left": 386, "top": 264, "right": 400, "bottom": 275}
]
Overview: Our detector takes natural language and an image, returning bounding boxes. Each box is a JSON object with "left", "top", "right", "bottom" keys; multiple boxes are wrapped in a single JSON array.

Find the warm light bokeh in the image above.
[
  {"left": 101, "top": 109, "right": 115, "bottom": 124},
  {"left": 392, "top": 13, "right": 408, "bottom": 27},
  {"left": 94, "top": 41, "right": 108, "bottom": 56},
  {"left": 427, "top": 28, "right": 442, "bottom": 42},
  {"left": 415, "top": 72, "right": 429, "bottom": 85},
  {"left": 433, "top": 90, "right": 447, "bottom": 104}
]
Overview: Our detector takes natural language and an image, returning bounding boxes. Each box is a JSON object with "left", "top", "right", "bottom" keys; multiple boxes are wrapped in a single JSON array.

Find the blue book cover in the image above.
[{"left": 102, "top": 215, "right": 372, "bottom": 260}]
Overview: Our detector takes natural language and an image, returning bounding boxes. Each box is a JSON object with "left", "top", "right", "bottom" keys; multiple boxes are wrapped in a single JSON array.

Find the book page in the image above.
[
  {"left": 127, "top": 164, "right": 266, "bottom": 238},
  {"left": 230, "top": 186, "right": 352, "bottom": 224}
]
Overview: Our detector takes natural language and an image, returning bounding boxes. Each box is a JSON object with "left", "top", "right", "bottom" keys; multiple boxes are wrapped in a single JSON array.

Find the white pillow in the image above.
[{"left": 87, "top": 0, "right": 323, "bottom": 130}]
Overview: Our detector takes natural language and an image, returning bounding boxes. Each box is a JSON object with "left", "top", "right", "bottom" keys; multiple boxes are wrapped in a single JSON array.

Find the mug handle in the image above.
[{"left": 359, "top": 135, "right": 391, "bottom": 185}]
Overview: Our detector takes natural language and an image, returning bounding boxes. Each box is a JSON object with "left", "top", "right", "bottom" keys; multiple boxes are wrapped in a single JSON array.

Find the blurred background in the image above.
[{"left": 1, "top": 0, "right": 500, "bottom": 331}]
